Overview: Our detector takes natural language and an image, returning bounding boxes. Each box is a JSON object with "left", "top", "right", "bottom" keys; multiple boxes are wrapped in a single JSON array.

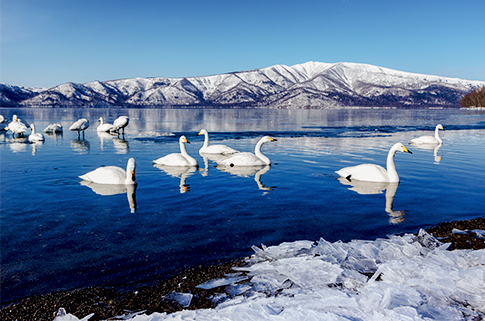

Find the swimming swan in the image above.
[
  {"left": 69, "top": 118, "right": 90, "bottom": 136},
  {"left": 335, "top": 142, "right": 412, "bottom": 183},
  {"left": 216, "top": 136, "right": 277, "bottom": 167},
  {"left": 44, "top": 123, "right": 63, "bottom": 133},
  {"left": 79, "top": 158, "right": 137, "bottom": 185},
  {"left": 97, "top": 117, "right": 115, "bottom": 132},
  {"left": 197, "top": 129, "right": 238, "bottom": 155},
  {"left": 410, "top": 124, "right": 444, "bottom": 145},
  {"left": 153, "top": 136, "right": 198, "bottom": 166},
  {"left": 28, "top": 124, "right": 45, "bottom": 142}
]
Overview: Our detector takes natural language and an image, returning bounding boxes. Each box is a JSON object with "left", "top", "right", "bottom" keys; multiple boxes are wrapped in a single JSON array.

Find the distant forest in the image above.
[{"left": 461, "top": 86, "right": 485, "bottom": 107}]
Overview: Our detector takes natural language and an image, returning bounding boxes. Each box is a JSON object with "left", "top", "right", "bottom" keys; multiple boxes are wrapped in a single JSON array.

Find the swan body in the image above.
[
  {"left": 0, "top": 115, "right": 6, "bottom": 123},
  {"left": 7, "top": 115, "right": 28, "bottom": 136},
  {"left": 410, "top": 124, "right": 444, "bottom": 145},
  {"left": 112, "top": 116, "right": 129, "bottom": 134},
  {"left": 197, "top": 129, "right": 238, "bottom": 155},
  {"left": 44, "top": 123, "right": 63, "bottom": 133},
  {"left": 97, "top": 117, "right": 115, "bottom": 132},
  {"left": 28, "top": 124, "right": 45, "bottom": 142},
  {"left": 336, "top": 142, "right": 412, "bottom": 183},
  {"left": 79, "top": 158, "right": 137, "bottom": 185},
  {"left": 153, "top": 136, "right": 198, "bottom": 166},
  {"left": 69, "top": 118, "right": 90, "bottom": 135},
  {"left": 216, "top": 136, "right": 277, "bottom": 167}
]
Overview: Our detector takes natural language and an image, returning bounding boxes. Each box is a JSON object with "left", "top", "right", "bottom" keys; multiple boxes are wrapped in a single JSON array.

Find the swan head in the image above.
[
  {"left": 180, "top": 135, "right": 190, "bottom": 144},
  {"left": 437, "top": 124, "right": 444, "bottom": 131},
  {"left": 261, "top": 136, "right": 277, "bottom": 144},
  {"left": 98, "top": 117, "right": 103, "bottom": 122},
  {"left": 393, "top": 142, "right": 412, "bottom": 154},
  {"left": 197, "top": 129, "right": 208, "bottom": 136}
]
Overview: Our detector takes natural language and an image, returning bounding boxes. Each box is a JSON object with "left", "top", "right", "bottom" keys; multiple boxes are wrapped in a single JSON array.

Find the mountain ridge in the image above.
[{"left": 2, "top": 61, "right": 484, "bottom": 108}]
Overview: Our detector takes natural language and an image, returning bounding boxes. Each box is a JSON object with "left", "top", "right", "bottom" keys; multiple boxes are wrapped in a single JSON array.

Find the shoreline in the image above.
[{"left": 1, "top": 217, "right": 484, "bottom": 321}]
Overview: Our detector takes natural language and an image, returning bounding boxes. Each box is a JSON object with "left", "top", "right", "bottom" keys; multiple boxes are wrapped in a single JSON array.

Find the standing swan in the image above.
[
  {"left": 216, "top": 136, "right": 277, "bottom": 167},
  {"left": 197, "top": 129, "right": 238, "bottom": 155},
  {"left": 69, "top": 118, "right": 90, "bottom": 137},
  {"left": 79, "top": 158, "right": 137, "bottom": 185},
  {"left": 112, "top": 116, "right": 129, "bottom": 134},
  {"left": 336, "top": 142, "right": 412, "bottom": 183},
  {"left": 28, "top": 124, "right": 45, "bottom": 142},
  {"left": 153, "top": 136, "right": 198, "bottom": 166},
  {"left": 410, "top": 124, "right": 444, "bottom": 145},
  {"left": 7, "top": 115, "right": 28, "bottom": 137}
]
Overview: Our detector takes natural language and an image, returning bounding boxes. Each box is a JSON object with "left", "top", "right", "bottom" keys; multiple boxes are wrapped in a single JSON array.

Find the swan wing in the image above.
[
  {"left": 217, "top": 152, "right": 265, "bottom": 166},
  {"left": 153, "top": 153, "right": 194, "bottom": 166},
  {"left": 410, "top": 136, "right": 438, "bottom": 145},
  {"left": 336, "top": 164, "right": 389, "bottom": 182},
  {"left": 201, "top": 144, "right": 239, "bottom": 155},
  {"left": 79, "top": 166, "right": 126, "bottom": 184}
]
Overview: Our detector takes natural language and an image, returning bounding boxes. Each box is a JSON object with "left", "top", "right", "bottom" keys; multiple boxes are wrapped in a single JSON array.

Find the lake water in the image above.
[{"left": 1, "top": 107, "right": 484, "bottom": 304}]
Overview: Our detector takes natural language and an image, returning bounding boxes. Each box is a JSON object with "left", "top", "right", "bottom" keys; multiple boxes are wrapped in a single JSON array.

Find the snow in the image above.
[{"left": 54, "top": 230, "right": 485, "bottom": 321}]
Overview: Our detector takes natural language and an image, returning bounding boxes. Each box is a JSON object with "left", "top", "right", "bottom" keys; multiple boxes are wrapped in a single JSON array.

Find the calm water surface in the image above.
[{"left": 1, "top": 107, "right": 484, "bottom": 304}]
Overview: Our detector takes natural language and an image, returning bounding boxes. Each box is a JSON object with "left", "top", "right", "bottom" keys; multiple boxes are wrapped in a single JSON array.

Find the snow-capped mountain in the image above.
[{"left": 2, "top": 62, "right": 484, "bottom": 108}]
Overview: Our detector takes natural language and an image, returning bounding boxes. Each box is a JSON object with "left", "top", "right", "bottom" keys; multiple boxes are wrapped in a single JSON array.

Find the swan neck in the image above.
[
  {"left": 386, "top": 148, "right": 399, "bottom": 182},
  {"left": 180, "top": 140, "right": 189, "bottom": 156},
  {"left": 434, "top": 127, "right": 442, "bottom": 143},
  {"left": 255, "top": 139, "right": 270, "bottom": 165},
  {"left": 203, "top": 132, "right": 209, "bottom": 148}
]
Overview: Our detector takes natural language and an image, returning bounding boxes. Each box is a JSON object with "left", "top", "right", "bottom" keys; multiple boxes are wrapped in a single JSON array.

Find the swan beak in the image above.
[
  {"left": 403, "top": 146, "right": 412, "bottom": 154},
  {"left": 269, "top": 137, "right": 277, "bottom": 142},
  {"left": 131, "top": 170, "right": 136, "bottom": 182}
]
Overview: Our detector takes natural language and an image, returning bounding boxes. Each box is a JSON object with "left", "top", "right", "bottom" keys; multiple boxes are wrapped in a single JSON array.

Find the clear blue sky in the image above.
[{"left": 2, "top": 0, "right": 484, "bottom": 88}]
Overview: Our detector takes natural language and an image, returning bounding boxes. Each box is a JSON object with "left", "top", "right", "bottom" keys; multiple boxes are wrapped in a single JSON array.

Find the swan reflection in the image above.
[
  {"left": 153, "top": 164, "right": 197, "bottom": 193},
  {"left": 410, "top": 142, "right": 442, "bottom": 163},
  {"left": 31, "top": 141, "right": 44, "bottom": 156},
  {"left": 97, "top": 131, "right": 118, "bottom": 150},
  {"left": 113, "top": 137, "right": 129, "bottom": 154},
  {"left": 80, "top": 181, "right": 137, "bottom": 213},
  {"left": 216, "top": 164, "right": 275, "bottom": 192},
  {"left": 337, "top": 178, "right": 404, "bottom": 224},
  {"left": 199, "top": 154, "right": 228, "bottom": 176},
  {"left": 71, "top": 138, "right": 90, "bottom": 154}
]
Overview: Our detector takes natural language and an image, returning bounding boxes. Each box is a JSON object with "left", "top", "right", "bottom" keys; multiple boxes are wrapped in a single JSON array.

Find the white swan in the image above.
[
  {"left": 216, "top": 136, "right": 277, "bottom": 167},
  {"left": 28, "top": 124, "right": 45, "bottom": 142},
  {"left": 410, "top": 124, "right": 444, "bottom": 145},
  {"left": 335, "top": 142, "right": 412, "bottom": 183},
  {"left": 197, "top": 129, "right": 239, "bottom": 155},
  {"left": 97, "top": 117, "right": 115, "bottom": 132},
  {"left": 44, "top": 123, "right": 63, "bottom": 133},
  {"left": 112, "top": 116, "right": 129, "bottom": 134},
  {"left": 7, "top": 115, "right": 28, "bottom": 137},
  {"left": 69, "top": 118, "right": 90, "bottom": 136},
  {"left": 79, "top": 158, "right": 137, "bottom": 185},
  {"left": 153, "top": 136, "right": 198, "bottom": 166}
]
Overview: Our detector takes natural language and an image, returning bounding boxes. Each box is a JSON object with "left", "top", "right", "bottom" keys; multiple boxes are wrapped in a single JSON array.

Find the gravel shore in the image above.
[{"left": 1, "top": 217, "right": 484, "bottom": 321}]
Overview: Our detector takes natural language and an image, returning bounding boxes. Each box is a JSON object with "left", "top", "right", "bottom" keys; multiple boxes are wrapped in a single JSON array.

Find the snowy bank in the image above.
[{"left": 55, "top": 230, "right": 485, "bottom": 321}]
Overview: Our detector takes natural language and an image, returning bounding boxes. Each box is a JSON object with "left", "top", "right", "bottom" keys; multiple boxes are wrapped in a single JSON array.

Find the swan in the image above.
[
  {"left": 216, "top": 136, "right": 277, "bottom": 167},
  {"left": 197, "top": 129, "right": 238, "bottom": 155},
  {"left": 112, "top": 116, "right": 129, "bottom": 134},
  {"left": 28, "top": 124, "right": 45, "bottom": 142},
  {"left": 0, "top": 115, "right": 6, "bottom": 123},
  {"left": 7, "top": 115, "right": 28, "bottom": 137},
  {"left": 153, "top": 135, "right": 198, "bottom": 166},
  {"left": 335, "top": 142, "right": 412, "bottom": 183},
  {"left": 410, "top": 124, "right": 444, "bottom": 145},
  {"left": 79, "top": 158, "right": 137, "bottom": 185},
  {"left": 69, "top": 118, "right": 90, "bottom": 136},
  {"left": 44, "top": 123, "right": 63, "bottom": 133},
  {"left": 97, "top": 117, "right": 115, "bottom": 132}
]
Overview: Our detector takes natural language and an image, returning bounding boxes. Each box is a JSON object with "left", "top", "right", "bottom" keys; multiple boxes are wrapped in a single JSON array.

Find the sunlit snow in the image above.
[{"left": 54, "top": 230, "right": 485, "bottom": 321}]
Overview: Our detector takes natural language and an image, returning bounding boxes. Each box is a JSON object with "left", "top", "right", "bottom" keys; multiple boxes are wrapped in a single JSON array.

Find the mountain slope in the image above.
[{"left": 2, "top": 62, "right": 484, "bottom": 108}]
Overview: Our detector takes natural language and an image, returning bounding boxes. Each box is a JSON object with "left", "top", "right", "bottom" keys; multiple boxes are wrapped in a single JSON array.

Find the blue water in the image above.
[{"left": 1, "top": 107, "right": 485, "bottom": 304}]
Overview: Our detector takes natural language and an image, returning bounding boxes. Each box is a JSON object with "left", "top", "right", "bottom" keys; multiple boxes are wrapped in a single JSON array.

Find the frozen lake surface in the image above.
[{"left": 1, "top": 107, "right": 485, "bottom": 307}]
